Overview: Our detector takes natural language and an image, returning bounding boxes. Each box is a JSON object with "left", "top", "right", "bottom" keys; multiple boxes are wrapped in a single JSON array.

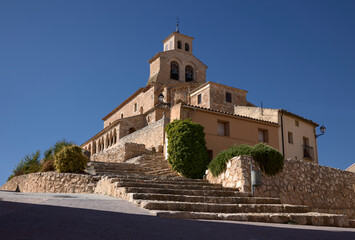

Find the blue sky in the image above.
[{"left": 1, "top": 0, "right": 354, "bottom": 185}]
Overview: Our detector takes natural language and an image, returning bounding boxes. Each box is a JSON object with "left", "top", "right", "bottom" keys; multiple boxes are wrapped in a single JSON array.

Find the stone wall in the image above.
[
  {"left": 118, "top": 117, "right": 168, "bottom": 150},
  {"left": 0, "top": 172, "right": 97, "bottom": 193},
  {"left": 207, "top": 156, "right": 355, "bottom": 218},
  {"left": 91, "top": 142, "right": 146, "bottom": 163}
]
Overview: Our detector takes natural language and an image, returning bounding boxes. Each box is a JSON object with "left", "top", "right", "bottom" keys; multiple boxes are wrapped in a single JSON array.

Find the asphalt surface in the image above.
[{"left": 0, "top": 191, "right": 354, "bottom": 240}]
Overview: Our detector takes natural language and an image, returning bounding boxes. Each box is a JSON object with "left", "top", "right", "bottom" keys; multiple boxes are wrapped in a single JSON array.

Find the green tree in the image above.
[
  {"left": 165, "top": 119, "right": 208, "bottom": 179},
  {"left": 7, "top": 150, "right": 41, "bottom": 181}
]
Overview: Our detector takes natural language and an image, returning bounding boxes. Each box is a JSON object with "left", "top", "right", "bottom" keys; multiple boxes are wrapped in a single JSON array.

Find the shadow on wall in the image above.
[{"left": 0, "top": 200, "right": 354, "bottom": 240}]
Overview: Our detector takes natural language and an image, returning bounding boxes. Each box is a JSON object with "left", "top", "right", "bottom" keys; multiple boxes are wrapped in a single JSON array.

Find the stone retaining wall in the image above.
[
  {"left": 207, "top": 156, "right": 355, "bottom": 218},
  {"left": 0, "top": 172, "right": 97, "bottom": 193},
  {"left": 118, "top": 117, "right": 168, "bottom": 150},
  {"left": 91, "top": 142, "right": 146, "bottom": 163}
]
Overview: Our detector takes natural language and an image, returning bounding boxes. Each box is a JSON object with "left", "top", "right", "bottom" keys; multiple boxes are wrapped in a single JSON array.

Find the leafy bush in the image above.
[
  {"left": 41, "top": 158, "right": 55, "bottom": 172},
  {"left": 208, "top": 145, "right": 252, "bottom": 177},
  {"left": 54, "top": 145, "right": 88, "bottom": 173},
  {"left": 208, "top": 143, "right": 284, "bottom": 177},
  {"left": 251, "top": 143, "right": 284, "bottom": 176},
  {"left": 166, "top": 119, "right": 208, "bottom": 179},
  {"left": 43, "top": 139, "right": 75, "bottom": 162}
]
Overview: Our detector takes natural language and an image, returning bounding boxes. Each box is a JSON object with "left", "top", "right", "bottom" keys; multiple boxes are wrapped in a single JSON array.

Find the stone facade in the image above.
[
  {"left": 190, "top": 82, "right": 248, "bottom": 114},
  {"left": 118, "top": 117, "right": 167, "bottom": 150},
  {"left": 0, "top": 172, "right": 97, "bottom": 193},
  {"left": 207, "top": 156, "right": 355, "bottom": 218}
]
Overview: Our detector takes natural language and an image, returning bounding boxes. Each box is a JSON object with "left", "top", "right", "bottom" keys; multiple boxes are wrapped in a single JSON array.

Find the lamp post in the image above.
[
  {"left": 158, "top": 93, "right": 164, "bottom": 103},
  {"left": 316, "top": 125, "right": 326, "bottom": 138}
]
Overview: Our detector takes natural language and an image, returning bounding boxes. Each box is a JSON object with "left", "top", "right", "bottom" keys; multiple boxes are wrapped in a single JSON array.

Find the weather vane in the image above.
[{"left": 176, "top": 17, "right": 180, "bottom": 33}]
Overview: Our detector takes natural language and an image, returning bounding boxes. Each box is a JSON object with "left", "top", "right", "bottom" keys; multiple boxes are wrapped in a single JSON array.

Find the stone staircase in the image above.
[
  {"left": 86, "top": 152, "right": 178, "bottom": 177},
  {"left": 94, "top": 174, "right": 352, "bottom": 228}
]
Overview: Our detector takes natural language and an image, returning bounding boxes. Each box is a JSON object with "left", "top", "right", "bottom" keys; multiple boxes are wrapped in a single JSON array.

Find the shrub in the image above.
[
  {"left": 166, "top": 119, "right": 208, "bottom": 179},
  {"left": 251, "top": 143, "right": 284, "bottom": 176},
  {"left": 208, "top": 143, "right": 284, "bottom": 177},
  {"left": 54, "top": 145, "right": 88, "bottom": 173},
  {"left": 41, "top": 158, "right": 55, "bottom": 172},
  {"left": 43, "top": 139, "right": 75, "bottom": 162},
  {"left": 208, "top": 145, "right": 252, "bottom": 177}
]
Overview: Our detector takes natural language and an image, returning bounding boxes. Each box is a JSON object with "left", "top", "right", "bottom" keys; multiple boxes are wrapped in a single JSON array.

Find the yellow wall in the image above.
[
  {"left": 281, "top": 114, "right": 318, "bottom": 163},
  {"left": 184, "top": 107, "right": 279, "bottom": 157}
]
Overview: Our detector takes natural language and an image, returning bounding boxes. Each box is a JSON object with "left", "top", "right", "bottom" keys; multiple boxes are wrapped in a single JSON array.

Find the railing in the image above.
[{"left": 303, "top": 145, "right": 314, "bottom": 160}]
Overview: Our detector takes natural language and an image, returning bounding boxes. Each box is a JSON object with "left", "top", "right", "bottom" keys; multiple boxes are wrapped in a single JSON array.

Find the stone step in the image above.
[
  {"left": 130, "top": 193, "right": 281, "bottom": 204},
  {"left": 106, "top": 175, "right": 208, "bottom": 184},
  {"left": 153, "top": 211, "right": 350, "bottom": 228},
  {"left": 113, "top": 181, "right": 226, "bottom": 191},
  {"left": 139, "top": 201, "right": 310, "bottom": 213},
  {"left": 108, "top": 177, "right": 220, "bottom": 186},
  {"left": 124, "top": 186, "right": 251, "bottom": 197}
]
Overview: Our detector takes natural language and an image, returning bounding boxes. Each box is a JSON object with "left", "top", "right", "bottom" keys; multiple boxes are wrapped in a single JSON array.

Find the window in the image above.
[
  {"left": 170, "top": 61, "right": 179, "bottom": 80},
  {"left": 134, "top": 103, "right": 137, "bottom": 112},
  {"left": 217, "top": 121, "right": 229, "bottom": 136},
  {"left": 295, "top": 120, "right": 299, "bottom": 127},
  {"left": 177, "top": 41, "right": 182, "bottom": 49},
  {"left": 258, "top": 129, "right": 268, "bottom": 143},
  {"left": 226, "top": 92, "right": 232, "bottom": 103},
  {"left": 169, "top": 41, "right": 172, "bottom": 50},
  {"left": 288, "top": 132, "right": 293, "bottom": 144},
  {"left": 185, "top": 65, "right": 194, "bottom": 82},
  {"left": 165, "top": 44, "right": 168, "bottom": 51},
  {"left": 121, "top": 113, "right": 123, "bottom": 119},
  {"left": 197, "top": 94, "right": 202, "bottom": 104},
  {"left": 185, "top": 43, "right": 189, "bottom": 51}
]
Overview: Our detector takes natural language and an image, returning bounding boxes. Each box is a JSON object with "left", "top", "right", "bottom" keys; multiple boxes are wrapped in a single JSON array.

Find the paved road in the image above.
[{"left": 0, "top": 191, "right": 354, "bottom": 240}]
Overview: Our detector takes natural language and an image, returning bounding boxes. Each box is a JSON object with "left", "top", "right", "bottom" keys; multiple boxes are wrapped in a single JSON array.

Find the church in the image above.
[{"left": 81, "top": 27, "right": 320, "bottom": 164}]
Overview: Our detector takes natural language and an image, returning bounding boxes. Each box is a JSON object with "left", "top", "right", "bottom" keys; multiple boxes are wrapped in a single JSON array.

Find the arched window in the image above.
[
  {"left": 170, "top": 61, "right": 179, "bottom": 80},
  {"left": 185, "top": 65, "right": 194, "bottom": 82},
  {"left": 177, "top": 41, "right": 182, "bottom": 49},
  {"left": 185, "top": 43, "right": 189, "bottom": 51},
  {"left": 129, "top": 127, "right": 136, "bottom": 134},
  {"left": 113, "top": 129, "right": 117, "bottom": 144},
  {"left": 93, "top": 141, "right": 96, "bottom": 154}
]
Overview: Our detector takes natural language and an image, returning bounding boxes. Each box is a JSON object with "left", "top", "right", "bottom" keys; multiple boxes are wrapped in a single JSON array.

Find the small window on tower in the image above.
[
  {"left": 177, "top": 41, "right": 182, "bottom": 49},
  {"left": 226, "top": 92, "right": 232, "bottom": 103},
  {"left": 170, "top": 61, "right": 179, "bottom": 80},
  {"left": 134, "top": 103, "right": 137, "bottom": 112},
  {"left": 185, "top": 43, "right": 189, "bottom": 51},
  {"left": 197, "top": 94, "right": 202, "bottom": 104},
  {"left": 185, "top": 65, "right": 194, "bottom": 82}
]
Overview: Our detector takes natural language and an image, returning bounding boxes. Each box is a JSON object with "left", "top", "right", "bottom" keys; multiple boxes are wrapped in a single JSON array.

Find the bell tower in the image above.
[{"left": 147, "top": 27, "right": 207, "bottom": 86}]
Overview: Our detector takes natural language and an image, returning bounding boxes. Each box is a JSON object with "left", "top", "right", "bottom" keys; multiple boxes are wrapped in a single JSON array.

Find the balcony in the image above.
[{"left": 303, "top": 145, "right": 314, "bottom": 160}]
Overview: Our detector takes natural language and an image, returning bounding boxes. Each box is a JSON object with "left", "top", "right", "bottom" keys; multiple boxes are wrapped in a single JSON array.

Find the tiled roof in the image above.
[
  {"left": 279, "top": 109, "right": 319, "bottom": 127},
  {"left": 183, "top": 104, "right": 278, "bottom": 125}
]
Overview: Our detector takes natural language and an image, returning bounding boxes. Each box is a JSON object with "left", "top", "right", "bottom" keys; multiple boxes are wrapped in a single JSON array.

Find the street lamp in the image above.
[
  {"left": 316, "top": 125, "right": 326, "bottom": 138},
  {"left": 158, "top": 93, "right": 164, "bottom": 103}
]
